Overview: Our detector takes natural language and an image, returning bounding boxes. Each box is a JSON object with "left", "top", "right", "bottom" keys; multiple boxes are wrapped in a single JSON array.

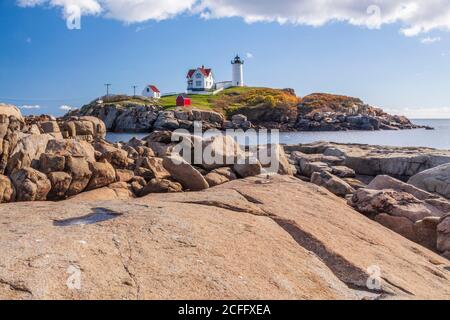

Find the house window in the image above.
[
  {"left": 196, "top": 73, "right": 202, "bottom": 79},
  {"left": 196, "top": 81, "right": 202, "bottom": 87},
  {"left": 147, "top": 88, "right": 150, "bottom": 92}
]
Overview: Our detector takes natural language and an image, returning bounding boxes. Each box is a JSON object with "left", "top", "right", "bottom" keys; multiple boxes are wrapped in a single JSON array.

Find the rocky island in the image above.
[
  {"left": 66, "top": 88, "right": 430, "bottom": 133},
  {"left": 0, "top": 102, "right": 449, "bottom": 300}
]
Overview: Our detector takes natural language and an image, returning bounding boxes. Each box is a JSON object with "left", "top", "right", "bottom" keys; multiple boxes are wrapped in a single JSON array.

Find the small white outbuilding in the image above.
[{"left": 142, "top": 85, "right": 161, "bottom": 99}]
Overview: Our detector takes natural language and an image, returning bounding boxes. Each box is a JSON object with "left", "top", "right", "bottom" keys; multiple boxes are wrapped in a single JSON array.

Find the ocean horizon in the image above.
[{"left": 106, "top": 118, "right": 450, "bottom": 150}]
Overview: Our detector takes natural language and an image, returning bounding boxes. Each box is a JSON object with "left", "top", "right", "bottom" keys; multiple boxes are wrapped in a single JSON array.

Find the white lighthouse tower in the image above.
[{"left": 231, "top": 55, "right": 244, "bottom": 87}]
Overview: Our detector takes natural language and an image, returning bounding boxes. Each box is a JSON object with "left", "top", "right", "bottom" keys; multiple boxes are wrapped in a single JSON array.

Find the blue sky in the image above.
[{"left": 1, "top": 0, "right": 450, "bottom": 118}]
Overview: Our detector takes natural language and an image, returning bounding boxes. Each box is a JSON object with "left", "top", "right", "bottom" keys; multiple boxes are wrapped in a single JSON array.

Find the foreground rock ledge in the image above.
[{"left": 0, "top": 175, "right": 448, "bottom": 300}]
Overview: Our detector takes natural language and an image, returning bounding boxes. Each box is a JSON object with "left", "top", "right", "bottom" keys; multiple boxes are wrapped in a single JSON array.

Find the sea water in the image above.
[{"left": 106, "top": 119, "right": 450, "bottom": 150}]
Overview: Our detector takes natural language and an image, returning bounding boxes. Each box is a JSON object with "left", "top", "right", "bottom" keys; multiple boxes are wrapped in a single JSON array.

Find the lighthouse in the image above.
[{"left": 231, "top": 55, "right": 244, "bottom": 87}]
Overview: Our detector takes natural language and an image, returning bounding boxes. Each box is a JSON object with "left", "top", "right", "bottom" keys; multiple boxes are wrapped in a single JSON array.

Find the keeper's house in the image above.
[{"left": 186, "top": 66, "right": 214, "bottom": 93}]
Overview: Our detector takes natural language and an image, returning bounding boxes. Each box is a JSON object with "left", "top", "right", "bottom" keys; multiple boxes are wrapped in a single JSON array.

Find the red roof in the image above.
[
  {"left": 147, "top": 85, "right": 160, "bottom": 93},
  {"left": 186, "top": 67, "right": 212, "bottom": 78},
  {"left": 187, "top": 69, "right": 196, "bottom": 78}
]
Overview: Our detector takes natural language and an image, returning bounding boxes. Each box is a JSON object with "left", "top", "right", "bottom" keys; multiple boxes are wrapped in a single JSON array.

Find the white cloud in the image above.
[
  {"left": 421, "top": 36, "right": 441, "bottom": 44},
  {"left": 18, "top": 0, "right": 102, "bottom": 15},
  {"left": 246, "top": 52, "right": 253, "bottom": 59},
  {"left": 16, "top": 0, "right": 450, "bottom": 36},
  {"left": 20, "top": 104, "right": 40, "bottom": 109},
  {"left": 60, "top": 105, "right": 73, "bottom": 111},
  {"left": 384, "top": 106, "right": 450, "bottom": 119},
  {"left": 135, "top": 24, "right": 151, "bottom": 32}
]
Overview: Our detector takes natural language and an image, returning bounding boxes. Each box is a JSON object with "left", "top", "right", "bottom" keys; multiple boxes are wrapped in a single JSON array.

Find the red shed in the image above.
[{"left": 176, "top": 95, "right": 191, "bottom": 107}]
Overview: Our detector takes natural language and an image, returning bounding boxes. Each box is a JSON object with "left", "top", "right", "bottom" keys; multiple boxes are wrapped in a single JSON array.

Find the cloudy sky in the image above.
[{"left": 1, "top": 0, "right": 450, "bottom": 117}]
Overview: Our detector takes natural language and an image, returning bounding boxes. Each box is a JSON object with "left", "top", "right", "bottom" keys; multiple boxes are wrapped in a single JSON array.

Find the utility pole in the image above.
[
  {"left": 132, "top": 85, "right": 138, "bottom": 97},
  {"left": 104, "top": 83, "right": 112, "bottom": 96}
]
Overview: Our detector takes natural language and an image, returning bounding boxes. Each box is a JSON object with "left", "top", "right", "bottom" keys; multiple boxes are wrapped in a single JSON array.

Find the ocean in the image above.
[{"left": 106, "top": 119, "right": 450, "bottom": 150}]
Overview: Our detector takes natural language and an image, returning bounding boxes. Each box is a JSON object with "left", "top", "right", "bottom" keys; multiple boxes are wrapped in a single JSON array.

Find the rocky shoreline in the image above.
[
  {"left": 285, "top": 141, "right": 450, "bottom": 257},
  {"left": 66, "top": 93, "right": 432, "bottom": 133},
  {"left": 0, "top": 104, "right": 449, "bottom": 299}
]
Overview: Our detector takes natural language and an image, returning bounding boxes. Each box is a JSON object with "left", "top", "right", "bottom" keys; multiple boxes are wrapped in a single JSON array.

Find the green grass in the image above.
[
  {"left": 159, "top": 94, "right": 217, "bottom": 110},
  {"left": 159, "top": 87, "right": 268, "bottom": 112},
  {"left": 86, "top": 87, "right": 299, "bottom": 118}
]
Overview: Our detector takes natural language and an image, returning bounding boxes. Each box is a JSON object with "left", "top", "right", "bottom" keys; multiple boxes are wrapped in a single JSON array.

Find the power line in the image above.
[
  {"left": 132, "top": 85, "right": 138, "bottom": 97},
  {"left": 105, "top": 83, "right": 112, "bottom": 96}
]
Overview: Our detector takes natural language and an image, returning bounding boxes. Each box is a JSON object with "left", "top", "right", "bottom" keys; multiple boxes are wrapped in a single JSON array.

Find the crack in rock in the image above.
[
  {"left": 222, "top": 190, "right": 412, "bottom": 299},
  {"left": 0, "top": 278, "right": 32, "bottom": 296},
  {"left": 112, "top": 232, "right": 141, "bottom": 299}
]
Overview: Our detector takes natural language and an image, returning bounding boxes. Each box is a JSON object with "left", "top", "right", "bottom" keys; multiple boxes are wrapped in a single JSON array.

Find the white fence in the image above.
[{"left": 161, "top": 92, "right": 177, "bottom": 97}]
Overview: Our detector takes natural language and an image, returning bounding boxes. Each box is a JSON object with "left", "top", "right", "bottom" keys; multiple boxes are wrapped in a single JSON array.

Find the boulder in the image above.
[
  {"left": 331, "top": 166, "right": 356, "bottom": 178},
  {"left": 375, "top": 214, "right": 416, "bottom": 242},
  {"left": 135, "top": 146, "right": 155, "bottom": 158},
  {"left": 344, "top": 149, "right": 450, "bottom": 178},
  {"left": 0, "top": 103, "right": 23, "bottom": 121},
  {"left": 6, "top": 134, "right": 54, "bottom": 174},
  {"left": 113, "top": 105, "right": 159, "bottom": 132},
  {"left": 47, "top": 171, "right": 72, "bottom": 200},
  {"left": 350, "top": 189, "right": 439, "bottom": 222},
  {"left": 233, "top": 158, "right": 262, "bottom": 178},
  {"left": 298, "top": 161, "right": 331, "bottom": 178},
  {"left": 130, "top": 176, "right": 146, "bottom": 195},
  {"left": 191, "top": 109, "right": 224, "bottom": 125},
  {"left": 10, "top": 167, "right": 51, "bottom": 201},
  {"left": 67, "top": 182, "right": 134, "bottom": 201},
  {"left": 437, "top": 215, "right": 450, "bottom": 254},
  {"left": 140, "top": 178, "right": 183, "bottom": 196},
  {"left": 425, "top": 198, "right": 450, "bottom": 214},
  {"left": 126, "top": 137, "right": 146, "bottom": 149},
  {"left": 0, "top": 175, "right": 15, "bottom": 203},
  {"left": 258, "top": 144, "right": 294, "bottom": 175},
  {"left": 60, "top": 116, "right": 106, "bottom": 140},
  {"left": 311, "top": 171, "right": 355, "bottom": 197},
  {"left": 45, "top": 139, "right": 96, "bottom": 163},
  {"left": 122, "top": 145, "right": 139, "bottom": 160},
  {"left": 212, "top": 167, "right": 237, "bottom": 181},
  {"left": 39, "top": 153, "right": 65, "bottom": 174},
  {"left": 414, "top": 217, "right": 440, "bottom": 251},
  {"left": 135, "top": 157, "right": 170, "bottom": 180},
  {"left": 115, "top": 169, "right": 134, "bottom": 183},
  {"left": 83, "top": 116, "right": 107, "bottom": 138},
  {"left": 162, "top": 155, "right": 209, "bottom": 191},
  {"left": 86, "top": 160, "right": 116, "bottom": 191},
  {"left": 287, "top": 143, "right": 450, "bottom": 179},
  {"left": 370, "top": 175, "right": 438, "bottom": 201},
  {"left": 204, "top": 172, "right": 230, "bottom": 187},
  {"left": 144, "top": 131, "right": 173, "bottom": 144},
  {"left": 342, "top": 178, "right": 367, "bottom": 190},
  {"left": 65, "top": 156, "right": 92, "bottom": 197},
  {"left": 231, "top": 114, "right": 247, "bottom": 125},
  {"left": 154, "top": 111, "right": 180, "bottom": 130},
  {"left": 93, "top": 140, "right": 129, "bottom": 169},
  {"left": 206, "top": 167, "right": 238, "bottom": 186},
  {"left": 0, "top": 107, "right": 25, "bottom": 174},
  {"left": 291, "top": 151, "right": 344, "bottom": 167},
  {"left": 39, "top": 121, "right": 62, "bottom": 138},
  {"left": 201, "top": 135, "right": 244, "bottom": 170},
  {"left": 408, "top": 163, "right": 450, "bottom": 199},
  {"left": 146, "top": 141, "right": 174, "bottom": 157},
  {"left": 134, "top": 167, "right": 155, "bottom": 181}
]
